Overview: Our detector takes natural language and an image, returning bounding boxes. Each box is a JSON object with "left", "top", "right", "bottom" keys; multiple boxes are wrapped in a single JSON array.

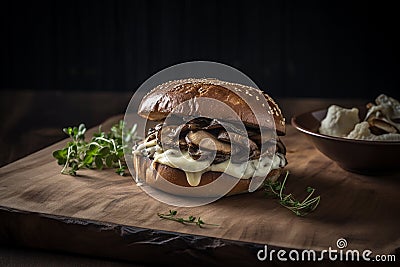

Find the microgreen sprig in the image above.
[
  {"left": 264, "top": 171, "right": 320, "bottom": 216},
  {"left": 157, "top": 210, "right": 219, "bottom": 228},
  {"left": 53, "top": 120, "right": 140, "bottom": 176}
]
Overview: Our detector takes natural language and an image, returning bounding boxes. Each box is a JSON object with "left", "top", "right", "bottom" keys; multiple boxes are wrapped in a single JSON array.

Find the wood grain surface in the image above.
[{"left": 0, "top": 115, "right": 399, "bottom": 265}]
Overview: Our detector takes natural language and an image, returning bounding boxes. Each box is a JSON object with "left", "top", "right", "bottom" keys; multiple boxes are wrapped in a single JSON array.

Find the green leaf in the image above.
[
  {"left": 72, "top": 126, "right": 78, "bottom": 137},
  {"left": 87, "top": 144, "right": 98, "bottom": 155},
  {"left": 83, "top": 154, "right": 94, "bottom": 165},
  {"left": 111, "top": 154, "right": 119, "bottom": 162},
  {"left": 116, "top": 166, "right": 125, "bottom": 176},
  {"left": 105, "top": 155, "right": 113, "bottom": 168},
  {"left": 116, "top": 150, "right": 124, "bottom": 158},
  {"left": 95, "top": 156, "right": 103, "bottom": 169},
  {"left": 197, "top": 218, "right": 205, "bottom": 225},
  {"left": 52, "top": 149, "right": 66, "bottom": 160},
  {"left": 99, "top": 147, "right": 110, "bottom": 156},
  {"left": 63, "top": 127, "right": 73, "bottom": 136}
]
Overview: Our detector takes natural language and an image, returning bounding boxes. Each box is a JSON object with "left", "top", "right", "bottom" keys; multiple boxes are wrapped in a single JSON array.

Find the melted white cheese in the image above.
[{"left": 152, "top": 149, "right": 284, "bottom": 187}]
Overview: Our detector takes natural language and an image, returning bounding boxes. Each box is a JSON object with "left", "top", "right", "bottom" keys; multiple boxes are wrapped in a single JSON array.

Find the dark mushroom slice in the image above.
[
  {"left": 217, "top": 129, "right": 259, "bottom": 151},
  {"left": 248, "top": 129, "right": 277, "bottom": 146},
  {"left": 186, "top": 117, "right": 213, "bottom": 130},
  {"left": 185, "top": 130, "right": 231, "bottom": 154},
  {"left": 147, "top": 122, "right": 163, "bottom": 136},
  {"left": 368, "top": 117, "right": 398, "bottom": 135},
  {"left": 158, "top": 117, "right": 215, "bottom": 134},
  {"left": 216, "top": 130, "right": 261, "bottom": 163},
  {"left": 248, "top": 134, "right": 261, "bottom": 147},
  {"left": 245, "top": 148, "right": 260, "bottom": 161},
  {"left": 187, "top": 145, "right": 201, "bottom": 160},
  {"left": 186, "top": 130, "right": 259, "bottom": 164},
  {"left": 213, "top": 152, "right": 231, "bottom": 164},
  {"left": 202, "top": 119, "right": 249, "bottom": 136},
  {"left": 202, "top": 119, "right": 225, "bottom": 130},
  {"left": 247, "top": 128, "right": 259, "bottom": 136},
  {"left": 157, "top": 125, "right": 189, "bottom": 150},
  {"left": 246, "top": 126, "right": 275, "bottom": 143},
  {"left": 256, "top": 139, "right": 286, "bottom": 167},
  {"left": 188, "top": 145, "right": 230, "bottom": 164},
  {"left": 186, "top": 129, "right": 259, "bottom": 163},
  {"left": 144, "top": 132, "right": 157, "bottom": 142},
  {"left": 258, "top": 139, "right": 280, "bottom": 157},
  {"left": 145, "top": 124, "right": 162, "bottom": 143},
  {"left": 185, "top": 130, "right": 264, "bottom": 164},
  {"left": 276, "top": 138, "right": 286, "bottom": 155},
  {"left": 365, "top": 95, "right": 400, "bottom": 133}
]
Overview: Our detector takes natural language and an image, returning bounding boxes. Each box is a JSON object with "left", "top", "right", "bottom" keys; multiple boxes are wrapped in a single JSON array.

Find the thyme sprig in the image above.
[
  {"left": 53, "top": 120, "right": 140, "bottom": 176},
  {"left": 264, "top": 171, "right": 320, "bottom": 216},
  {"left": 157, "top": 210, "right": 219, "bottom": 228}
]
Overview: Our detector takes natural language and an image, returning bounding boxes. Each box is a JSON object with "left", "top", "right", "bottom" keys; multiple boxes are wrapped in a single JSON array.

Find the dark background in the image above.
[{"left": 1, "top": 0, "right": 399, "bottom": 98}]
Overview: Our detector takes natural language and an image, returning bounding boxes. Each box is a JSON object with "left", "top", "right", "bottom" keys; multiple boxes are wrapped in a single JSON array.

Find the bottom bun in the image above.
[{"left": 133, "top": 153, "right": 284, "bottom": 197}]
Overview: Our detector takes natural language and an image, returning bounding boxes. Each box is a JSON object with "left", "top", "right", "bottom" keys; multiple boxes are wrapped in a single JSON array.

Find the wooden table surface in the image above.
[{"left": 2, "top": 91, "right": 398, "bottom": 266}]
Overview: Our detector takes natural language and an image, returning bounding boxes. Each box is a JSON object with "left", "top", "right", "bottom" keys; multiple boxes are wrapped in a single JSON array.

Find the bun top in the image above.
[{"left": 138, "top": 78, "right": 285, "bottom": 135}]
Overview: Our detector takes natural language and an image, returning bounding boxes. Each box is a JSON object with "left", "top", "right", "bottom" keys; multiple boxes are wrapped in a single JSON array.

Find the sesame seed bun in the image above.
[{"left": 138, "top": 78, "right": 285, "bottom": 135}]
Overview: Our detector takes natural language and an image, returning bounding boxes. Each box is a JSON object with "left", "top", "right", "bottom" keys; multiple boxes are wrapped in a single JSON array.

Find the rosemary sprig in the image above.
[
  {"left": 157, "top": 210, "right": 219, "bottom": 228},
  {"left": 264, "top": 171, "right": 320, "bottom": 216}
]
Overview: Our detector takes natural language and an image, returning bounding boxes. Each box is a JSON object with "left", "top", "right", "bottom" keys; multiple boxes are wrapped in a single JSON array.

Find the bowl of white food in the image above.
[{"left": 291, "top": 94, "right": 400, "bottom": 174}]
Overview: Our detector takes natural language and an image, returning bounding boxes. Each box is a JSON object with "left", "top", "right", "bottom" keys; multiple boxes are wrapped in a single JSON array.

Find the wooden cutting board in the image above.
[{"left": 1, "top": 116, "right": 399, "bottom": 266}]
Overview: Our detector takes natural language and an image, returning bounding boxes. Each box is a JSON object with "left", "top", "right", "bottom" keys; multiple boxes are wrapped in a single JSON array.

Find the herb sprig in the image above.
[
  {"left": 264, "top": 171, "right": 320, "bottom": 216},
  {"left": 53, "top": 120, "right": 140, "bottom": 176},
  {"left": 157, "top": 210, "right": 219, "bottom": 228}
]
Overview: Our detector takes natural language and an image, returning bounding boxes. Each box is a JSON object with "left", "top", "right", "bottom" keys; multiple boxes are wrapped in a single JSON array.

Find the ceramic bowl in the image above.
[{"left": 291, "top": 107, "right": 400, "bottom": 174}]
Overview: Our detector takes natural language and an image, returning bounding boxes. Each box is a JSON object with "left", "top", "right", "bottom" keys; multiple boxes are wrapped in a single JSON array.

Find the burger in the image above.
[{"left": 133, "top": 78, "right": 287, "bottom": 197}]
